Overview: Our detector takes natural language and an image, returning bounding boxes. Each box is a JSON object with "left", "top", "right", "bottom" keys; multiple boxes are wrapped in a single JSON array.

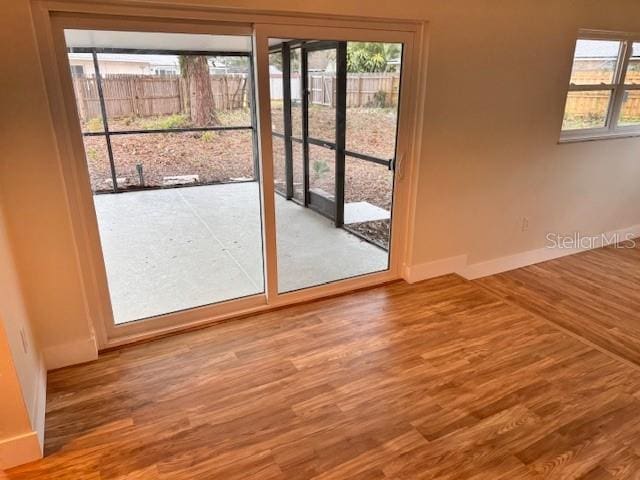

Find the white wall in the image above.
[{"left": 0, "top": 200, "right": 45, "bottom": 468}]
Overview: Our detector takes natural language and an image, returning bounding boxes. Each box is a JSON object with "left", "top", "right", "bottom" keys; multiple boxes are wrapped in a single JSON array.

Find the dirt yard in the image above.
[{"left": 82, "top": 106, "right": 397, "bottom": 248}]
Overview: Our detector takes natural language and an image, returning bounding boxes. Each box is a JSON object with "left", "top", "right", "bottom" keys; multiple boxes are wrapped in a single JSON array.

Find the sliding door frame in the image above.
[
  {"left": 32, "top": 0, "right": 426, "bottom": 349},
  {"left": 253, "top": 23, "right": 418, "bottom": 304}
]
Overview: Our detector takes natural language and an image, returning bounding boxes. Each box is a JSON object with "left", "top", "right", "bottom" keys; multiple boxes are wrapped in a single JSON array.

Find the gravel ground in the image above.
[{"left": 82, "top": 106, "right": 397, "bottom": 247}]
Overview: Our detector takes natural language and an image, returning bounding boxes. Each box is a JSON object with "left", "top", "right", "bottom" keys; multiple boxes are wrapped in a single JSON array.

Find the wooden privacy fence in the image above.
[
  {"left": 571, "top": 71, "right": 640, "bottom": 84},
  {"left": 565, "top": 90, "right": 640, "bottom": 119},
  {"left": 307, "top": 73, "right": 400, "bottom": 108},
  {"left": 72, "top": 73, "right": 250, "bottom": 121}
]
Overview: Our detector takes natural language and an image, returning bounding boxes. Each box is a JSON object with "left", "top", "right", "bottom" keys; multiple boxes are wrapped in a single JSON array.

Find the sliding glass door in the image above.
[
  {"left": 266, "top": 37, "right": 404, "bottom": 293},
  {"left": 63, "top": 28, "right": 265, "bottom": 325},
  {"left": 50, "top": 12, "right": 416, "bottom": 344}
]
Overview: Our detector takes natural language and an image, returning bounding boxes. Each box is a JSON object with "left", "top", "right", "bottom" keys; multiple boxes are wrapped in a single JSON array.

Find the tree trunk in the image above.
[{"left": 181, "top": 56, "right": 218, "bottom": 126}]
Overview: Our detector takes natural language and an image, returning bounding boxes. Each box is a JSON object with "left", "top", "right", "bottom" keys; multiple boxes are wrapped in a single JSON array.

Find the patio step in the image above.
[
  {"left": 344, "top": 202, "right": 390, "bottom": 224},
  {"left": 163, "top": 175, "right": 199, "bottom": 186}
]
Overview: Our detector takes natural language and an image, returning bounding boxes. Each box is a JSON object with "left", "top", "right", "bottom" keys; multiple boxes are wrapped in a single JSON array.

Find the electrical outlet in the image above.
[
  {"left": 19, "top": 327, "right": 28, "bottom": 354},
  {"left": 521, "top": 216, "right": 530, "bottom": 232}
]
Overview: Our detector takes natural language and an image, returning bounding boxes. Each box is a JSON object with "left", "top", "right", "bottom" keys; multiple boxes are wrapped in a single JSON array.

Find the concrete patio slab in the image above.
[
  {"left": 93, "top": 182, "right": 388, "bottom": 324},
  {"left": 344, "top": 201, "right": 390, "bottom": 224}
]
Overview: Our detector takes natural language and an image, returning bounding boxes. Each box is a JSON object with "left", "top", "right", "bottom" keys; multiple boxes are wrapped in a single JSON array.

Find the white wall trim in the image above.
[
  {"left": 459, "top": 244, "right": 581, "bottom": 280},
  {"left": 32, "top": 361, "right": 47, "bottom": 447},
  {"left": 403, "top": 254, "right": 468, "bottom": 283},
  {"left": 461, "top": 223, "right": 640, "bottom": 280},
  {"left": 407, "top": 224, "right": 640, "bottom": 283},
  {"left": 43, "top": 335, "right": 98, "bottom": 370},
  {"left": 0, "top": 431, "right": 42, "bottom": 470}
]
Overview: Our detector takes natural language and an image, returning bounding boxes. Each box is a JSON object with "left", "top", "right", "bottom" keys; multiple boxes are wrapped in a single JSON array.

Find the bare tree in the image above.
[{"left": 180, "top": 56, "right": 219, "bottom": 126}]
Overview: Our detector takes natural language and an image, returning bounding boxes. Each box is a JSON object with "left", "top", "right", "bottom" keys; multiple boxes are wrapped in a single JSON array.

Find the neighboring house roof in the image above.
[
  {"left": 68, "top": 52, "right": 180, "bottom": 67},
  {"left": 67, "top": 53, "right": 246, "bottom": 74}
]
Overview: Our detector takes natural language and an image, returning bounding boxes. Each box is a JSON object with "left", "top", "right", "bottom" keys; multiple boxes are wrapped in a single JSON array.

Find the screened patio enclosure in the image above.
[
  {"left": 65, "top": 29, "right": 401, "bottom": 324},
  {"left": 66, "top": 29, "right": 259, "bottom": 193},
  {"left": 269, "top": 39, "right": 400, "bottom": 248}
]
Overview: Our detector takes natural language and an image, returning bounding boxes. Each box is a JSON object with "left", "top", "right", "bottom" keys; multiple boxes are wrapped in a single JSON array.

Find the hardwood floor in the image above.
[
  {"left": 6, "top": 249, "right": 640, "bottom": 478},
  {"left": 477, "top": 239, "right": 640, "bottom": 366}
]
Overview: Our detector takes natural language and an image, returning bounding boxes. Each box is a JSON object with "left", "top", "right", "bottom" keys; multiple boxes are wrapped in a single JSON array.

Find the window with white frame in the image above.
[{"left": 561, "top": 35, "right": 640, "bottom": 140}]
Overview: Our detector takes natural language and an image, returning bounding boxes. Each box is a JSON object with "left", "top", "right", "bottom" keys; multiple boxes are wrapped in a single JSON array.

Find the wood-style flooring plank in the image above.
[
  {"left": 4, "top": 252, "right": 640, "bottom": 479},
  {"left": 476, "top": 239, "right": 640, "bottom": 365}
]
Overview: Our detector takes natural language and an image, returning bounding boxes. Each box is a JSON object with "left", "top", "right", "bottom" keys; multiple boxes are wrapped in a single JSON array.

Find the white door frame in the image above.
[
  {"left": 253, "top": 23, "right": 419, "bottom": 304},
  {"left": 32, "top": 0, "right": 427, "bottom": 349}
]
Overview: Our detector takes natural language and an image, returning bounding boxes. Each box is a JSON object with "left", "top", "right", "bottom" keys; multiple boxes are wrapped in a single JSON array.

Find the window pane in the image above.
[
  {"left": 562, "top": 90, "right": 611, "bottom": 130},
  {"left": 65, "top": 29, "right": 264, "bottom": 327},
  {"left": 625, "top": 43, "right": 640, "bottom": 85},
  {"left": 110, "top": 130, "right": 254, "bottom": 189},
  {"left": 618, "top": 90, "right": 640, "bottom": 126},
  {"left": 569, "top": 39, "right": 620, "bottom": 85}
]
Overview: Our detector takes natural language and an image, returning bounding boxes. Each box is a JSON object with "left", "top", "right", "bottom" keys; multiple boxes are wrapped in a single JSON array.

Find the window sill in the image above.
[{"left": 559, "top": 129, "right": 640, "bottom": 144}]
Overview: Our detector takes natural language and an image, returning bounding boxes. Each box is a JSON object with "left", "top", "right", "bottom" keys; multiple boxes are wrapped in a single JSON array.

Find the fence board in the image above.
[{"left": 72, "top": 73, "right": 249, "bottom": 122}]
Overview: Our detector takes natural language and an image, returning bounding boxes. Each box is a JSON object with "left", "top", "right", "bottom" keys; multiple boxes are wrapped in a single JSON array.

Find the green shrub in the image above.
[
  {"left": 143, "top": 114, "right": 190, "bottom": 130},
  {"left": 85, "top": 117, "right": 103, "bottom": 132},
  {"left": 312, "top": 160, "right": 330, "bottom": 179},
  {"left": 86, "top": 146, "right": 99, "bottom": 161},
  {"left": 201, "top": 131, "right": 216, "bottom": 142}
]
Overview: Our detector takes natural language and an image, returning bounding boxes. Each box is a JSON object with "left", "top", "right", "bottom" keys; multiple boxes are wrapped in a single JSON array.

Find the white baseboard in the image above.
[
  {"left": 32, "top": 362, "right": 47, "bottom": 448},
  {"left": 407, "top": 223, "right": 640, "bottom": 283},
  {"left": 43, "top": 335, "right": 98, "bottom": 370},
  {"left": 403, "top": 254, "right": 468, "bottom": 283},
  {"left": 459, "top": 245, "right": 575, "bottom": 280},
  {"left": 0, "top": 431, "right": 42, "bottom": 470}
]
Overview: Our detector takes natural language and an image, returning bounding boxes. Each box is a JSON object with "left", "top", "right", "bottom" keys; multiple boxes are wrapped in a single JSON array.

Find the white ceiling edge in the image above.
[{"left": 64, "top": 29, "right": 252, "bottom": 53}]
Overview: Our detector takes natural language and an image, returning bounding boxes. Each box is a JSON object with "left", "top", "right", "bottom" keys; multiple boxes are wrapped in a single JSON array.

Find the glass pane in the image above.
[
  {"left": 569, "top": 39, "right": 621, "bottom": 85},
  {"left": 618, "top": 90, "right": 640, "bottom": 126},
  {"left": 562, "top": 90, "right": 612, "bottom": 130},
  {"left": 346, "top": 42, "right": 402, "bottom": 162},
  {"left": 93, "top": 53, "right": 251, "bottom": 131},
  {"left": 110, "top": 130, "right": 254, "bottom": 189},
  {"left": 625, "top": 43, "right": 640, "bottom": 85},
  {"left": 270, "top": 38, "right": 393, "bottom": 294},
  {"left": 344, "top": 156, "right": 393, "bottom": 250},
  {"left": 82, "top": 135, "right": 112, "bottom": 193},
  {"left": 67, "top": 53, "right": 104, "bottom": 133},
  {"left": 307, "top": 49, "right": 337, "bottom": 142},
  {"left": 65, "top": 29, "right": 263, "bottom": 326}
]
